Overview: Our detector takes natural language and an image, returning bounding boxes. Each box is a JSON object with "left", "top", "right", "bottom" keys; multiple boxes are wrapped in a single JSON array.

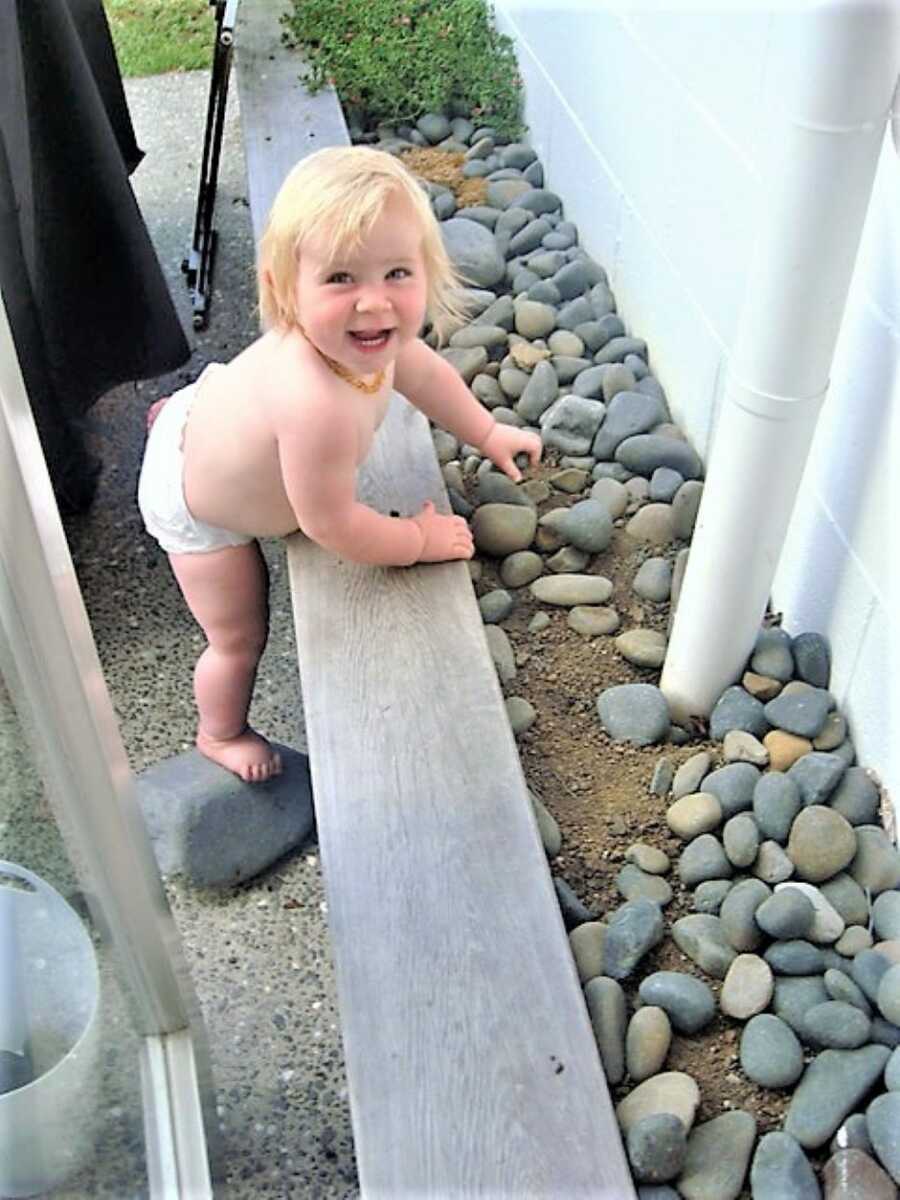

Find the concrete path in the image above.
[{"left": 64, "top": 68, "right": 357, "bottom": 1198}]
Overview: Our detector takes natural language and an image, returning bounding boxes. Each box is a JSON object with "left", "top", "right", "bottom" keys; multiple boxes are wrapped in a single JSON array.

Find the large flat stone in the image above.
[{"left": 137, "top": 744, "right": 314, "bottom": 887}]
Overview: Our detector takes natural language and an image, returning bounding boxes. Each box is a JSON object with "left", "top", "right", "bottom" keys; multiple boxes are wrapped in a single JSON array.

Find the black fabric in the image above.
[{"left": 0, "top": 0, "right": 189, "bottom": 512}]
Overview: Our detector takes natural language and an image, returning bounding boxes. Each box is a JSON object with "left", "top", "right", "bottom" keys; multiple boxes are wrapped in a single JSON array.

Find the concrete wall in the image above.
[{"left": 495, "top": 1, "right": 899, "bottom": 809}]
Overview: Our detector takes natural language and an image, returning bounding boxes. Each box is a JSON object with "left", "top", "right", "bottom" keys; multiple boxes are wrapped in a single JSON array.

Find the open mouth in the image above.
[{"left": 349, "top": 329, "right": 393, "bottom": 351}]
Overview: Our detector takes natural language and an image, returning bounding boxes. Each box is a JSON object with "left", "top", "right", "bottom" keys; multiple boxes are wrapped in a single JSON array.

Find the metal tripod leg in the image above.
[{"left": 181, "top": 0, "right": 240, "bottom": 330}]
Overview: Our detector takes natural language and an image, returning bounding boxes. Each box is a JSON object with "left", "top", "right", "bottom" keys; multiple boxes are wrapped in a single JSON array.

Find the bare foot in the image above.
[
  {"left": 146, "top": 395, "right": 170, "bottom": 432},
  {"left": 196, "top": 727, "right": 283, "bottom": 783}
]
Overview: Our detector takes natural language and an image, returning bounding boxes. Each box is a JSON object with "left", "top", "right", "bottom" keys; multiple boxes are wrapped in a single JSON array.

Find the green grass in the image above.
[{"left": 105, "top": 0, "right": 214, "bottom": 76}]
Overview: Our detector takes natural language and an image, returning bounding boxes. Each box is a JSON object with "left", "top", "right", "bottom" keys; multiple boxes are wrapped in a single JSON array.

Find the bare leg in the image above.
[
  {"left": 168, "top": 541, "right": 282, "bottom": 782},
  {"left": 146, "top": 395, "right": 170, "bottom": 431}
]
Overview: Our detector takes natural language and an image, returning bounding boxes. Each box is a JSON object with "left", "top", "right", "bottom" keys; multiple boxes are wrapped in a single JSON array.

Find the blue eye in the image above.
[
  {"left": 327, "top": 271, "right": 352, "bottom": 284},
  {"left": 387, "top": 267, "right": 411, "bottom": 280}
]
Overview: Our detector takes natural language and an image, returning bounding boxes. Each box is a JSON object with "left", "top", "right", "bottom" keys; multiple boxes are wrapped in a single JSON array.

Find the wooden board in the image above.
[
  {"left": 234, "top": 0, "right": 349, "bottom": 243},
  {"left": 235, "top": 3, "right": 635, "bottom": 1192},
  {"left": 288, "top": 397, "right": 636, "bottom": 1197}
]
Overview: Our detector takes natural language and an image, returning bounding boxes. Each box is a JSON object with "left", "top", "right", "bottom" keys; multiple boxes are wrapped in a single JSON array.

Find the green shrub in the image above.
[{"left": 281, "top": 0, "right": 524, "bottom": 137}]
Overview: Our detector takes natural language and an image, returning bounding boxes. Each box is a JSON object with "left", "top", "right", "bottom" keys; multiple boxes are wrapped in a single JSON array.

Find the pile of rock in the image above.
[{"left": 366, "top": 115, "right": 900, "bottom": 1196}]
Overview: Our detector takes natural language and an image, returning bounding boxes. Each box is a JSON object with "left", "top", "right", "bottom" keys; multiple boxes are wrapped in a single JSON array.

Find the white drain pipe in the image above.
[{"left": 661, "top": 0, "right": 900, "bottom": 724}]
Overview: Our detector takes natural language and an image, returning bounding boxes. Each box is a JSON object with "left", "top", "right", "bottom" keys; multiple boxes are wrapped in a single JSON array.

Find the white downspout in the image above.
[{"left": 660, "top": 0, "right": 900, "bottom": 724}]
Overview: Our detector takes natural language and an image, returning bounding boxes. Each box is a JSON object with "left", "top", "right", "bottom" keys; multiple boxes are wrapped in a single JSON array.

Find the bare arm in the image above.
[
  {"left": 277, "top": 398, "right": 472, "bottom": 565},
  {"left": 394, "top": 339, "right": 543, "bottom": 481}
]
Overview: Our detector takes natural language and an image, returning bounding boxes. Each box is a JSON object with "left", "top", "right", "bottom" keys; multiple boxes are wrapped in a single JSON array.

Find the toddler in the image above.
[{"left": 139, "top": 146, "right": 542, "bottom": 783}]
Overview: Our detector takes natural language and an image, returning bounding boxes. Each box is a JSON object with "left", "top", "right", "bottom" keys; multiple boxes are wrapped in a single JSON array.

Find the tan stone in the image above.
[
  {"left": 742, "top": 671, "right": 783, "bottom": 702},
  {"left": 764, "top": 729, "right": 813, "bottom": 771},
  {"left": 616, "top": 1071, "right": 700, "bottom": 1134},
  {"left": 508, "top": 340, "right": 551, "bottom": 369}
]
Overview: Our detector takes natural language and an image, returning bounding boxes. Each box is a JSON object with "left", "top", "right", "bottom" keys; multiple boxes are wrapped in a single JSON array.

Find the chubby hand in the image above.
[
  {"left": 480, "top": 424, "right": 543, "bottom": 482},
  {"left": 411, "top": 501, "right": 475, "bottom": 562}
]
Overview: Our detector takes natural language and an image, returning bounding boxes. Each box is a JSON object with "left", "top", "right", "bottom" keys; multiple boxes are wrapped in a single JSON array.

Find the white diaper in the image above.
[{"left": 138, "top": 367, "right": 253, "bottom": 556}]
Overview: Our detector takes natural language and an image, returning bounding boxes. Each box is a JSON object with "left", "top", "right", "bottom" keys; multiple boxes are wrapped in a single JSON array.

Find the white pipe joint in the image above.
[{"left": 661, "top": 0, "right": 900, "bottom": 724}]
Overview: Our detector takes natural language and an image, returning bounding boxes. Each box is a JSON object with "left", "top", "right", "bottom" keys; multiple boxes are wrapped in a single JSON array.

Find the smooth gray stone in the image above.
[
  {"left": 526, "top": 249, "right": 568, "bottom": 279},
  {"left": 552, "top": 258, "right": 605, "bottom": 299},
  {"left": 449, "top": 115, "right": 475, "bottom": 143},
  {"left": 603, "top": 897, "right": 666, "bottom": 980},
  {"left": 750, "top": 1132, "right": 821, "bottom": 1199},
  {"left": 824, "top": 968, "right": 872, "bottom": 1014},
  {"left": 597, "top": 684, "right": 671, "bottom": 747},
  {"left": 592, "top": 391, "right": 666, "bottom": 459},
  {"left": 472, "top": 373, "right": 506, "bottom": 409},
  {"left": 557, "top": 498, "right": 614, "bottom": 553},
  {"left": 508, "top": 216, "right": 552, "bottom": 256},
  {"left": 740, "top": 1014, "right": 804, "bottom": 1088},
  {"left": 757, "top": 890, "right": 816, "bottom": 940},
  {"left": 751, "top": 626, "right": 795, "bottom": 682},
  {"left": 871, "top": 1016, "right": 900, "bottom": 1048},
  {"left": 849, "top": 826, "right": 900, "bottom": 894},
  {"left": 494, "top": 206, "right": 531, "bottom": 238},
  {"left": 878, "top": 963, "right": 900, "bottom": 1024},
  {"left": 672, "top": 751, "right": 712, "bottom": 800},
  {"left": 595, "top": 335, "right": 648, "bottom": 364},
  {"left": 416, "top": 112, "right": 451, "bottom": 142},
  {"left": 831, "top": 1114, "right": 873, "bottom": 1155},
  {"left": 650, "top": 466, "right": 685, "bottom": 503},
  {"left": 441, "top": 345, "right": 489, "bottom": 383},
  {"left": 650, "top": 757, "right": 675, "bottom": 797},
  {"left": 440, "top": 217, "right": 506, "bottom": 287},
  {"left": 625, "top": 353, "right": 651, "bottom": 380},
  {"left": 709, "top": 688, "right": 770, "bottom": 741},
  {"left": 590, "top": 284, "right": 618, "bottom": 319},
  {"left": 584, "top": 976, "right": 627, "bottom": 1085},
  {"left": 637, "top": 1189, "right": 680, "bottom": 1200},
  {"left": 833, "top": 739, "right": 858, "bottom": 767},
  {"left": 485, "top": 624, "right": 516, "bottom": 683},
  {"left": 774, "top": 975, "right": 830, "bottom": 1034},
  {"left": 830, "top": 767, "right": 882, "bottom": 826},
  {"left": 572, "top": 365, "right": 608, "bottom": 399},
  {"left": 633, "top": 557, "right": 673, "bottom": 602},
  {"left": 703, "top": 762, "right": 762, "bottom": 818},
  {"left": 550, "top": 354, "right": 592, "bottom": 383},
  {"left": 873, "top": 892, "right": 900, "bottom": 941},
  {"left": 543, "top": 230, "right": 573, "bottom": 250},
  {"left": 541, "top": 395, "right": 607, "bottom": 455},
  {"left": 516, "top": 359, "right": 559, "bottom": 422},
  {"left": 765, "top": 940, "right": 826, "bottom": 975},
  {"left": 820, "top": 873, "right": 871, "bottom": 926},
  {"left": 851, "top": 950, "right": 894, "bottom": 1003},
  {"left": 671, "top": 914, "right": 737, "bottom": 979},
  {"left": 462, "top": 158, "right": 493, "bottom": 178},
  {"left": 803, "top": 1000, "right": 871, "bottom": 1048},
  {"left": 450, "top": 323, "right": 508, "bottom": 350},
  {"left": 472, "top": 292, "right": 515, "bottom": 329},
  {"left": 694, "top": 879, "right": 734, "bottom": 915},
  {"left": 638, "top": 971, "right": 716, "bottom": 1034},
  {"left": 486, "top": 177, "right": 533, "bottom": 210},
  {"left": 765, "top": 688, "right": 831, "bottom": 739},
  {"left": 517, "top": 187, "right": 562, "bottom": 215},
  {"left": 574, "top": 320, "right": 613, "bottom": 352},
  {"left": 553, "top": 875, "right": 595, "bottom": 929},
  {"left": 616, "top": 433, "right": 703, "bottom": 480},
  {"left": 475, "top": 471, "right": 533, "bottom": 508},
  {"left": 785, "top": 1045, "right": 890, "bottom": 1148},
  {"left": 478, "top": 588, "right": 514, "bottom": 624},
  {"left": 723, "top": 812, "right": 761, "bottom": 868},
  {"left": 720, "top": 878, "right": 772, "bottom": 952},
  {"left": 433, "top": 191, "right": 456, "bottom": 220},
  {"left": 499, "top": 142, "right": 536, "bottom": 169},
  {"left": 471, "top": 503, "right": 538, "bottom": 556},
  {"left": 679, "top": 835, "right": 734, "bottom": 888},
  {"left": 671, "top": 480, "right": 703, "bottom": 539},
  {"left": 886, "top": 1045, "right": 900, "bottom": 1089},
  {"left": 137, "top": 745, "right": 314, "bottom": 888},
  {"left": 600, "top": 362, "right": 637, "bottom": 404},
  {"left": 678, "top": 1109, "right": 757, "bottom": 1200},
  {"left": 617, "top": 863, "right": 673, "bottom": 906},
  {"left": 792, "top": 631, "right": 831, "bottom": 688},
  {"left": 753, "top": 772, "right": 803, "bottom": 843},
  {"left": 627, "top": 1113, "right": 687, "bottom": 1184},
  {"left": 787, "top": 751, "right": 848, "bottom": 805},
  {"left": 557, "top": 295, "right": 597, "bottom": 330},
  {"left": 524, "top": 161, "right": 544, "bottom": 188},
  {"left": 593, "top": 461, "right": 632, "bottom": 483}
]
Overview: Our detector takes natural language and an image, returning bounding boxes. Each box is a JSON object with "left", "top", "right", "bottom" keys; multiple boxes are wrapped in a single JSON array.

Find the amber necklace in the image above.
[{"left": 300, "top": 324, "right": 386, "bottom": 395}]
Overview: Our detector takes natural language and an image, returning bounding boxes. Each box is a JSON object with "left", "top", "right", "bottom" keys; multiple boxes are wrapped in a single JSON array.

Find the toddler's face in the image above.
[{"left": 295, "top": 193, "right": 428, "bottom": 376}]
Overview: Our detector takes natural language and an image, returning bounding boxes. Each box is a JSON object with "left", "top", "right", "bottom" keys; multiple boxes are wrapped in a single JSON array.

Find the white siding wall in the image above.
[{"left": 495, "top": 1, "right": 900, "bottom": 810}]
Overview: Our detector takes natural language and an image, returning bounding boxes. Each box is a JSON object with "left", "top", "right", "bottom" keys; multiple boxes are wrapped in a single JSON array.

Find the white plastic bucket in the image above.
[{"left": 0, "top": 862, "right": 100, "bottom": 1198}]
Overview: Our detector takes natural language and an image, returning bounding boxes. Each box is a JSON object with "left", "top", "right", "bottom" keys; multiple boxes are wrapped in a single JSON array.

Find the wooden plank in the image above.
[
  {"left": 287, "top": 395, "right": 636, "bottom": 1197},
  {"left": 234, "top": 0, "right": 349, "bottom": 243}
]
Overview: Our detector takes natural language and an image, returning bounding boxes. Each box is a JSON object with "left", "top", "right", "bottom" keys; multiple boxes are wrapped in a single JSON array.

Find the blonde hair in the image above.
[{"left": 258, "top": 146, "right": 467, "bottom": 340}]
